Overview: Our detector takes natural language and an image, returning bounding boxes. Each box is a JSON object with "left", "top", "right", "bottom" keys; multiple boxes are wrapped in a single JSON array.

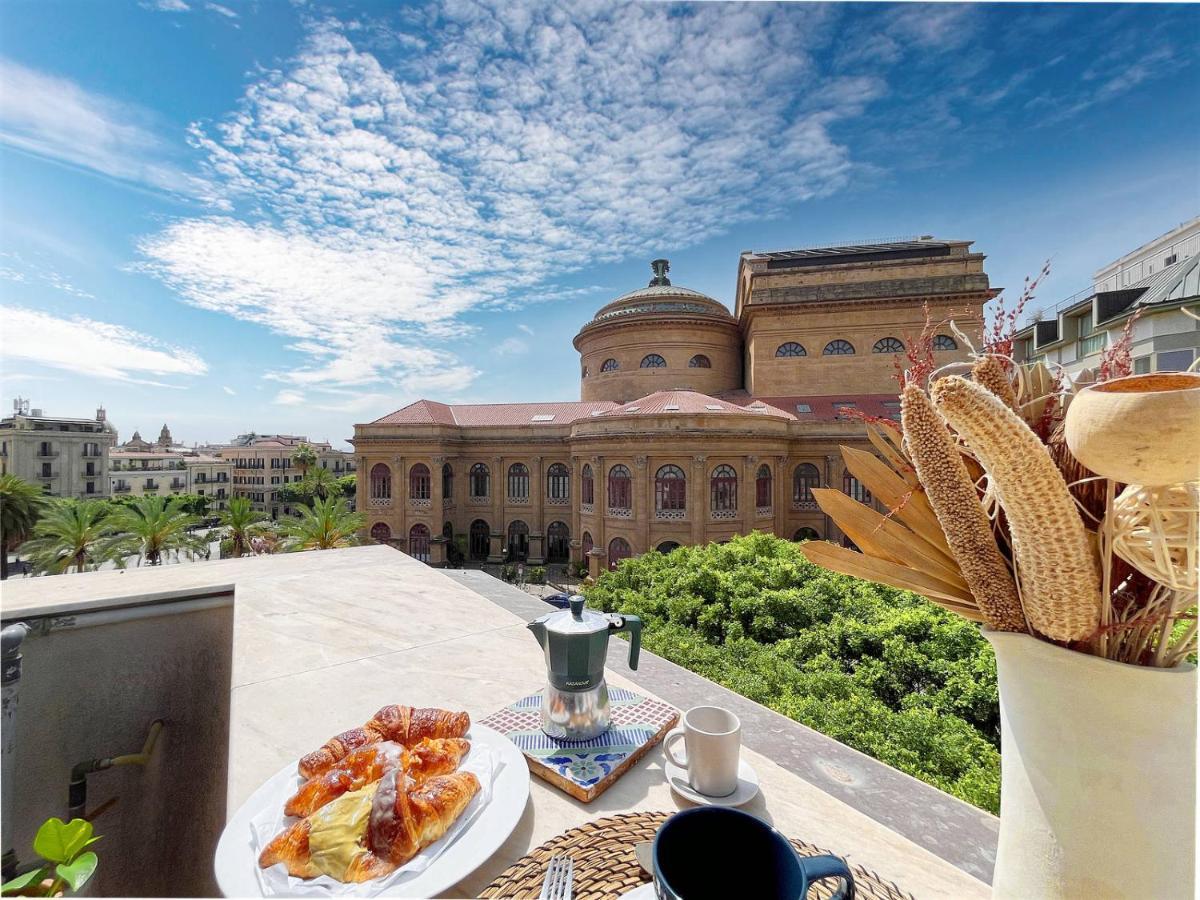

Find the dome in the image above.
[{"left": 585, "top": 259, "right": 733, "bottom": 327}]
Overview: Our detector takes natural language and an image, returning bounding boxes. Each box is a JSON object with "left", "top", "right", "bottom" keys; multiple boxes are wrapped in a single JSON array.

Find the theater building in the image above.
[{"left": 352, "top": 238, "right": 994, "bottom": 575}]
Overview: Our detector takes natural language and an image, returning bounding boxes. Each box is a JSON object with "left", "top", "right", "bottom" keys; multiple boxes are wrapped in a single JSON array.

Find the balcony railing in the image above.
[
  {"left": 170, "top": 480, "right": 186, "bottom": 490},
  {"left": 409, "top": 498, "right": 431, "bottom": 510},
  {"left": 608, "top": 506, "right": 633, "bottom": 519},
  {"left": 36, "top": 450, "right": 59, "bottom": 458},
  {"left": 656, "top": 508, "right": 686, "bottom": 521},
  {"left": 546, "top": 496, "right": 569, "bottom": 506},
  {"left": 710, "top": 508, "right": 738, "bottom": 521},
  {"left": 368, "top": 497, "right": 392, "bottom": 509},
  {"left": 82, "top": 449, "right": 103, "bottom": 458},
  {"left": 37, "top": 470, "right": 57, "bottom": 479},
  {"left": 144, "top": 482, "right": 159, "bottom": 491},
  {"left": 113, "top": 484, "right": 131, "bottom": 493},
  {"left": 756, "top": 506, "right": 773, "bottom": 518}
]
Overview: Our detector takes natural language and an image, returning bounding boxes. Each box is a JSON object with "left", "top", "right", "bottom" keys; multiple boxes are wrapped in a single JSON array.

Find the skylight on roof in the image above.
[
  {"left": 664, "top": 404, "right": 679, "bottom": 411},
  {"left": 795, "top": 403, "right": 812, "bottom": 413},
  {"left": 531, "top": 414, "right": 555, "bottom": 422},
  {"left": 704, "top": 404, "right": 722, "bottom": 410},
  {"left": 626, "top": 406, "right": 641, "bottom": 412}
]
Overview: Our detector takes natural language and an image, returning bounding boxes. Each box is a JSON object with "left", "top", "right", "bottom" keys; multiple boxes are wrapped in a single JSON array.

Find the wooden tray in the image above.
[{"left": 480, "top": 687, "right": 678, "bottom": 802}]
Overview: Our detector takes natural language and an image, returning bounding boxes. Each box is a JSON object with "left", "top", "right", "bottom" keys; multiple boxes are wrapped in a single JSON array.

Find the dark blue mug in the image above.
[{"left": 652, "top": 807, "right": 855, "bottom": 900}]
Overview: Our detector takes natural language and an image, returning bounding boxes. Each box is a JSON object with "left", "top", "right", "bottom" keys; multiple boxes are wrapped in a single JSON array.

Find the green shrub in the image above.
[
  {"left": 501, "top": 563, "right": 518, "bottom": 582},
  {"left": 528, "top": 566, "right": 547, "bottom": 584},
  {"left": 584, "top": 531, "right": 1000, "bottom": 813}
]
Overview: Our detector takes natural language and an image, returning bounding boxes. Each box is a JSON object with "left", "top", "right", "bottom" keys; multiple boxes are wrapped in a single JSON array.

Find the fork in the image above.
[{"left": 538, "top": 854, "right": 574, "bottom": 900}]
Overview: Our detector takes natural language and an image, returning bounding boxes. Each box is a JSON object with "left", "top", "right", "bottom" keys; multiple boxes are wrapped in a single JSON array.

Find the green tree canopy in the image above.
[
  {"left": 584, "top": 532, "right": 1001, "bottom": 813},
  {"left": 291, "top": 443, "right": 318, "bottom": 478},
  {"left": 218, "top": 497, "right": 270, "bottom": 558},
  {"left": 0, "top": 474, "right": 45, "bottom": 579},
  {"left": 277, "top": 495, "right": 364, "bottom": 551}
]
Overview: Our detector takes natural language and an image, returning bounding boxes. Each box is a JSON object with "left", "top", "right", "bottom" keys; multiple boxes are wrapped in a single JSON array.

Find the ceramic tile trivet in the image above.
[{"left": 481, "top": 687, "right": 679, "bottom": 802}]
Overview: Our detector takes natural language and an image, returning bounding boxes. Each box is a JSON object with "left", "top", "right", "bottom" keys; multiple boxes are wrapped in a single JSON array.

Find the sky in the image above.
[{"left": 1, "top": 1, "right": 1197, "bottom": 449}]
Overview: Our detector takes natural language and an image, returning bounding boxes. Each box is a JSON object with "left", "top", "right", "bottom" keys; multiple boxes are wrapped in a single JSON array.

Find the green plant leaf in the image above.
[
  {"left": 54, "top": 853, "right": 98, "bottom": 892},
  {"left": 32, "top": 818, "right": 92, "bottom": 864},
  {"left": 1, "top": 867, "right": 46, "bottom": 895}
]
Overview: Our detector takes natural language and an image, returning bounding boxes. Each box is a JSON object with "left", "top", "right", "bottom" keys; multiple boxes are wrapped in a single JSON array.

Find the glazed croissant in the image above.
[
  {"left": 285, "top": 738, "right": 470, "bottom": 817},
  {"left": 298, "top": 706, "right": 470, "bottom": 779},
  {"left": 258, "top": 769, "right": 481, "bottom": 882}
]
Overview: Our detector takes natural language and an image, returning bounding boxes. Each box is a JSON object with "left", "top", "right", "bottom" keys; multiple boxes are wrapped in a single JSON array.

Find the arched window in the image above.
[
  {"left": 547, "top": 463, "right": 570, "bottom": 500},
  {"left": 547, "top": 521, "right": 570, "bottom": 562},
  {"left": 688, "top": 354, "right": 711, "bottom": 368},
  {"left": 934, "top": 334, "right": 958, "bottom": 351},
  {"left": 581, "top": 464, "right": 594, "bottom": 506},
  {"left": 469, "top": 519, "right": 490, "bottom": 560},
  {"left": 600, "top": 358, "right": 619, "bottom": 372},
  {"left": 608, "top": 537, "right": 631, "bottom": 570},
  {"left": 710, "top": 464, "right": 737, "bottom": 513},
  {"left": 608, "top": 464, "right": 632, "bottom": 511},
  {"left": 507, "top": 520, "right": 529, "bottom": 562},
  {"left": 469, "top": 463, "right": 490, "bottom": 498},
  {"left": 370, "top": 463, "right": 392, "bottom": 500},
  {"left": 507, "top": 463, "right": 530, "bottom": 500},
  {"left": 408, "top": 524, "right": 431, "bottom": 562},
  {"left": 793, "top": 463, "right": 820, "bottom": 504},
  {"left": 581, "top": 531, "right": 594, "bottom": 558},
  {"left": 656, "top": 541, "right": 681, "bottom": 554},
  {"left": 640, "top": 354, "right": 667, "bottom": 368},
  {"left": 655, "top": 465, "right": 687, "bottom": 512},
  {"left": 442, "top": 463, "right": 453, "bottom": 498},
  {"left": 442, "top": 521, "right": 453, "bottom": 540},
  {"left": 823, "top": 339, "right": 855, "bottom": 355},
  {"left": 873, "top": 337, "right": 904, "bottom": 354},
  {"left": 581, "top": 365, "right": 589, "bottom": 378},
  {"left": 409, "top": 463, "right": 431, "bottom": 500},
  {"left": 793, "top": 527, "right": 820, "bottom": 541},
  {"left": 755, "top": 464, "right": 772, "bottom": 508},
  {"left": 370, "top": 522, "right": 391, "bottom": 543},
  {"left": 776, "top": 342, "right": 807, "bottom": 358},
  {"left": 843, "top": 471, "right": 872, "bottom": 504}
]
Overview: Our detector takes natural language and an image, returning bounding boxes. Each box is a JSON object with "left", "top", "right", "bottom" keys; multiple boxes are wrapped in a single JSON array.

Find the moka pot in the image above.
[{"left": 527, "top": 595, "right": 642, "bottom": 741}]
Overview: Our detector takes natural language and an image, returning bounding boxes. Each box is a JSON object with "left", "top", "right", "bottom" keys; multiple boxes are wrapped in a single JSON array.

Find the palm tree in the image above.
[
  {"left": 0, "top": 474, "right": 45, "bottom": 579},
  {"left": 301, "top": 465, "right": 339, "bottom": 501},
  {"left": 22, "top": 500, "right": 117, "bottom": 575},
  {"left": 277, "top": 496, "right": 365, "bottom": 551},
  {"left": 218, "top": 497, "right": 269, "bottom": 558},
  {"left": 292, "top": 443, "right": 318, "bottom": 479},
  {"left": 107, "top": 496, "right": 206, "bottom": 566}
]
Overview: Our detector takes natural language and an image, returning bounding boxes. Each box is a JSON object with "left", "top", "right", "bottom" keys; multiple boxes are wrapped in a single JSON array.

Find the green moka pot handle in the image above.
[{"left": 612, "top": 614, "right": 641, "bottom": 671}]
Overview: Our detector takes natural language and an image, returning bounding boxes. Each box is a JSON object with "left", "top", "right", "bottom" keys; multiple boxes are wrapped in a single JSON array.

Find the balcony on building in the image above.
[{"left": 0, "top": 548, "right": 998, "bottom": 898}]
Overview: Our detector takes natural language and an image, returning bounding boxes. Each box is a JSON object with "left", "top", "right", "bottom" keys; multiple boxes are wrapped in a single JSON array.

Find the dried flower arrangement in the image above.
[{"left": 800, "top": 293, "right": 1200, "bottom": 668}]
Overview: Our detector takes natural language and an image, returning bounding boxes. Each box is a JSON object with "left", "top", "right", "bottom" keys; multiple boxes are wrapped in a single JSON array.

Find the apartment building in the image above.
[
  {"left": 108, "top": 449, "right": 232, "bottom": 512},
  {"left": 0, "top": 400, "right": 117, "bottom": 499},
  {"left": 218, "top": 435, "right": 355, "bottom": 519},
  {"left": 186, "top": 455, "right": 232, "bottom": 512},
  {"left": 1014, "top": 217, "right": 1200, "bottom": 380}
]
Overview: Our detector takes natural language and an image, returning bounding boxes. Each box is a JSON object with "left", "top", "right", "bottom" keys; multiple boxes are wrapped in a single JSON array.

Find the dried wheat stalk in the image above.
[
  {"left": 971, "top": 356, "right": 1019, "bottom": 412},
  {"left": 931, "top": 375, "right": 1102, "bottom": 642},
  {"left": 901, "top": 385, "right": 1027, "bottom": 632}
]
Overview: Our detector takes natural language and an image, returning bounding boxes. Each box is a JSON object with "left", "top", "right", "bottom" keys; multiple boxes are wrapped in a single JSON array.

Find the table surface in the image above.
[{"left": 8, "top": 545, "right": 989, "bottom": 898}]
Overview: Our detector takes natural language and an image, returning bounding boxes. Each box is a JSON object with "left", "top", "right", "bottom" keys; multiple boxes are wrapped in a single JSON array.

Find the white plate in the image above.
[
  {"left": 214, "top": 724, "right": 530, "bottom": 897},
  {"left": 618, "top": 883, "right": 656, "bottom": 899},
  {"left": 664, "top": 758, "right": 760, "bottom": 807}
]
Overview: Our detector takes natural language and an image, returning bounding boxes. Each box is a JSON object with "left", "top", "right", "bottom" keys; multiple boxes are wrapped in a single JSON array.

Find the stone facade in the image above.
[
  {"left": 353, "top": 240, "right": 994, "bottom": 573},
  {"left": 217, "top": 436, "right": 355, "bottom": 520},
  {"left": 1, "top": 402, "right": 117, "bottom": 499}
]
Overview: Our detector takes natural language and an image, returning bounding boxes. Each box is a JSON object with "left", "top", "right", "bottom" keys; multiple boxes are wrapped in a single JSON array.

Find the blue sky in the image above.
[{"left": 1, "top": 1, "right": 1197, "bottom": 448}]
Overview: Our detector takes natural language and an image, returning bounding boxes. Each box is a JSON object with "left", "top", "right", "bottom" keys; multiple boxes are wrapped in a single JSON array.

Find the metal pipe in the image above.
[
  {"left": 68, "top": 720, "right": 165, "bottom": 821},
  {"left": 2, "top": 623, "right": 31, "bottom": 881},
  {"left": 12, "top": 591, "right": 232, "bottom": 638}
]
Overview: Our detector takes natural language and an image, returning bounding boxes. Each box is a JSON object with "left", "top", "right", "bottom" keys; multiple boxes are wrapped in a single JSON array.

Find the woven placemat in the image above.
[{"left": 478, "top": 811, "right": 916, "bottom": 900}]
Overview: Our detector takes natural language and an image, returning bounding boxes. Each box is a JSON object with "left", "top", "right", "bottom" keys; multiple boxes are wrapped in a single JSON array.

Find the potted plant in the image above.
[
  {"left": 800, "top": 304, "right": 1197, "bottom": 899},
  {"left": 1, "top": 818, "right": 100, "bottom": 897}
]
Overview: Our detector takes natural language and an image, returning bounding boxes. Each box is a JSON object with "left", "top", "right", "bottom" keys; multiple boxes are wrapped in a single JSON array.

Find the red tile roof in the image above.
[
  {"left": 734, "top": 393, "right": 902, "bottom": 421},
  {"left": 598, "top": 390, "right": 793, "bottom": 419},
  {"left": 370, "top": 399, "right": 619, "bottom": 427}
]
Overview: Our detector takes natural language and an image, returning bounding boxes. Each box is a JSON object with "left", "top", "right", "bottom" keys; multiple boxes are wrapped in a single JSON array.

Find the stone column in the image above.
[
  {"left": 489, "top": 455, "right": 505, "bottom": 563},
  {"left": 528, "top": 454, "right": 545, "bottom": 564},
  {"left": 587, "top": 547, "right": 606, "bottom": 580},
  {"left": 393, "top": 455, "right": 406, "bottom": 549},
  {"left": 594, "top": 455, "right": 606, "bottom": 554},
  {"left": 690, "top": 455, "right": 707, "bottom": 545},
  {"left": 740, "top": 456, "right": 756, "bottom": 536},
  {"left": 824, "top": 453, "right": 836, "bottom": 541},
  {"left": 774, "top": 454, "right": 787, "bottom": 539},
  {"left": 429, "top": 535, "right": 448, "bottom": 567},
  {"left": 633, "top": 455, "right": 649, "bottom": 555}
]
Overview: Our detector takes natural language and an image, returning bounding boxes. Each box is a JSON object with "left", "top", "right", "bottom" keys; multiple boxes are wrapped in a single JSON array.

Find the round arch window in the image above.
[
  {"left": 640, "top": 354, "right": 667, "bottom": 368},
  {"left": 793, "top": 527, "right": 820, "bottom": 541},
  {"left": 688, "top": 354, "right": 711, "bottom": 368},
  {"left": 370, "top": 522, "right": 392, "bottom": 543},
  {"left": 654, "top": 465, "right": 687, "bottom": 512},
  {"left": 934, "top": 334, "right": 958, "bottom": 351},
  {"left": 608, "top": 537, "right": 632, "bottom": 570},
  {"left": 823, "top": 339, "right": 855, "bottom": 356},
  {"left": 656, "top": 541, "right": 681, "bottom": 554},
  {"left": 600, "top": 358, "right": 619, "bottom": 372},
  {"left": 775, "top": 342, "right": 806, "bottom": 358},
  {"left": 873, "top": 337, "right": 904, "bottom": 354}
]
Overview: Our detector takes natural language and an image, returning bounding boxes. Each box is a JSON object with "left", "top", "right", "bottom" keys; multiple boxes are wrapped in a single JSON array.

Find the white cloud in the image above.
[
  {"left": 222, "top": 385, "right": 237, "bottom": 395},
  {"left": 274, "top": 389, "right": 305, "bottom": 406},
  {"left": 495, "top": 337, "right": 528, "bottom": 356},
  {"left": 142, "top": 0, "right": 190, "bottom": 10},
  {"left": 517, "top": 324, "right": 534, "bottom": 336},
  {"left": 205, "top": 3, "right": 237, "bottom": 18},
  {"left": 0, "top": 306, "right": 207, "bottom": 385},
  {"left": 0, "top": 59, "right": 205, "bottom": 197},
  {"left": 0, "top": 253, "right": 94, "bottom": 298},
  {"left": 139, "top": 4, "right": 870, "bottom": 393}
]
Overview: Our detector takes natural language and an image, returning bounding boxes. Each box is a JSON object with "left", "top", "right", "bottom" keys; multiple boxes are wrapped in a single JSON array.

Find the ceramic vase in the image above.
[{"left": 985, "top": 630, "right": 1196, "bottom": 900}]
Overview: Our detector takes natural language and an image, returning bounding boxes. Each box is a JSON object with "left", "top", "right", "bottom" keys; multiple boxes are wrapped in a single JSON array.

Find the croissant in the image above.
[
  {"left": 298, "top": 706, "right": 470, "bottom": 779},
  {"left": 258, "top": 769, "right": 481, "bottom": 882},
  {"left": 285, "top": 738, "right": 470, "bottom": 817}
]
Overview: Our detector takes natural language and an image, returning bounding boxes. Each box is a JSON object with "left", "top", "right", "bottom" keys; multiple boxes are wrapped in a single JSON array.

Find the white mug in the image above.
[{"left": 663, "top": 706, "right": 741, "bottom": 797}]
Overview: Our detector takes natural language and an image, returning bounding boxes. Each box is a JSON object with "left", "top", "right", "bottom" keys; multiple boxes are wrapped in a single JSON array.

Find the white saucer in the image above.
[
  {"left": 664, "top": 757, "right": 760, "bottom": 807},
  {"left": 618, "top": 883, "right": 656, "bottom": 899}
]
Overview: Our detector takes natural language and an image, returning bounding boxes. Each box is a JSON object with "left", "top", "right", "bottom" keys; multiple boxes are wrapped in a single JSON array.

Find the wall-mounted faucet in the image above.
[{"left": 68, "top": 720, "right": 165, "bottom": 821}]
